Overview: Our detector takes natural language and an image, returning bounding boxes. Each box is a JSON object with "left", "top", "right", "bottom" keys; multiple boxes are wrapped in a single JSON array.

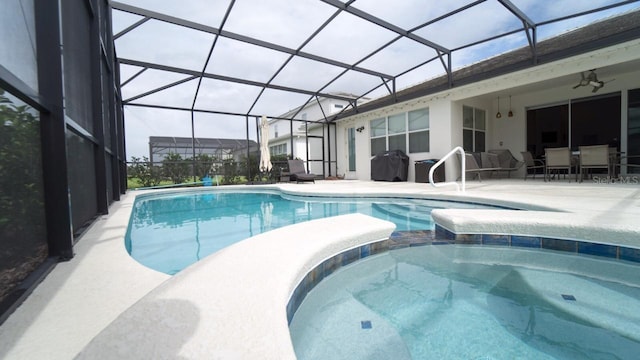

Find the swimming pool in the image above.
[
  {"left": 289, "top": 245, "right": 640, "bottom": 359},
  {"left": 126, "top": 189, "right": 504, "bottom": 274}
]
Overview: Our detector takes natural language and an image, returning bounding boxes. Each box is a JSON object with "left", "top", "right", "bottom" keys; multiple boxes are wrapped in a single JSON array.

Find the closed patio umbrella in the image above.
[{"left": 259, "top": 115, "right": 272, "bottom": 172}]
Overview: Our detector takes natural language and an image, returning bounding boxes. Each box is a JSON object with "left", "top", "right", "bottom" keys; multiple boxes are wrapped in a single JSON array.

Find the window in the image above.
[
  {"left": 369, "top": 108, "right": 429, "bottom": 156},
  {"left": 335, "top": 104, "right": 344, "bottom": 109},
  {"left": 370, "top": 117, "right": 387, "bottom": 156},
  {"left": 408, "top": 108, "right": 429, "bottom": 153},
  {"left": 270, "top": 143, "right": 287, "bottom": 156},
  {"left": 463, "top": 106, "right": 486, "bottom": 152}
]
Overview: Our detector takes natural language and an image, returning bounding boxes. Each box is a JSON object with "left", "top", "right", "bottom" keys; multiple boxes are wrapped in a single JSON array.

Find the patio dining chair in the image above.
[
  {"left": 520, "top": 151, "right": 545, "bottom": 180},
  {"left": 579, "top": 144, "right": 610, "bottom": 182},
  {"left": 545, "top": 147, "right": 576, "bottom": 182}
]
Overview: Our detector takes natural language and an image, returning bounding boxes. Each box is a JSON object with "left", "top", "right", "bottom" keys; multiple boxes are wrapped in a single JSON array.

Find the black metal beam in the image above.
[
  {"left": 35, "top": 0, "right": 74, "bottom": 260},
  {"left": 120, "top": 66, "right": 147, "bottom": 87},
  {"left": 123, "top": 75, "right": 198, "bottom": 103},
  {"left": 319, "top": 0, "right": 449, "bottom": 54},
  {"left": 125, "top": 102, "right": 323, "bottom": 122},
  {"left": 110, "top": 1, "right": 393, "bottom": 80},
  {"left": 113, "top": 16, "right": 149, "bottom": 40},
  {"left": 246, "top": 7, "right": 342, "bottom": 116},
  {"left": 537, "top": 0, "right": 640, "bottom": 27},
  {"left": 89, "top": 3, "right": 109, "bottom": 215},
  {"left": 497, "top": 0, "right": 537, "bottom": 61},
  {"left": 0, "top": 64, "right": 48, "bottom": 112},
  {"left": 119, "top": 58, "right": 359, "bottom": 103}
]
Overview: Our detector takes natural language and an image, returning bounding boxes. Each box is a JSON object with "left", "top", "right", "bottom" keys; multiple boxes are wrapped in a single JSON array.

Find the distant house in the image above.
[
  {"left": 148, "top": 136, "right": 258, "bottom": 165},
  {"left": 267, "top": 93, "right": 368, "bottom": 176}
]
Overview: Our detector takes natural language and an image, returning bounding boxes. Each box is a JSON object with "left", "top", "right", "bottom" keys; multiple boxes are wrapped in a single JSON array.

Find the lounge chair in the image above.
[
  {"left": 287, "top": 159, "right": 317, "bottom": 183},
  {"left": 521, "top": 151, "right": 545, "bottom": 180}
]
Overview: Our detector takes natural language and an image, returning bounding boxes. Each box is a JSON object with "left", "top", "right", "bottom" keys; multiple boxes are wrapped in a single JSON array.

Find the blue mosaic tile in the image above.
[
  {"left": 578, "top": 242, "right": 618, "bottom": 259},
  {"left": 409, "top": 242, "right": 430, "bottom": 247},
  {"left": 432, "top": 240, "right": 454, "bottom": 245},
  {"left": 562, "top": 294, "right": 576, "bottom": 301},
  {"left": 321, "top": 256, "right": 341, "bottom": 278},
  {"left": 482, "top": 234, "right": 509, "bottom": 246},
  {"left": 619, "top": 247, "right": 640, "bottom": 263},
  {"left": 370, "top": 239, "right": 391, "bottom": 255},
  {"left": 359, "top": 243, "right": 371, "bottom": 258},
  {"left": 435, "top": 225, "right": 455, "bottom": 240},
  {"left": 341, "top": 247, "right": 361, "bottom": 267},
  {"left": 542, "top": 238, "right": 577, "bottom": 253},
  {"left": 361, "top": 320, "right": 372, "bottom": 329},
  {"left": 304, "top": 265, "right": 324, "bottom": 292},
  {"left": 287, "top": 284, "right": 306, "bottom": 324},
  {"left": 511, "top": 235, "right": 541, "bottom": 248},
  {"left": 454, "top": 233, "right": 481, "bottom": 245}
]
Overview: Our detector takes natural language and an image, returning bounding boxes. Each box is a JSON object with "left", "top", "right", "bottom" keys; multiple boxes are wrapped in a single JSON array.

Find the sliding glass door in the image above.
[{"left": 526, "top": 93, "right": 621, "bottom": 159}]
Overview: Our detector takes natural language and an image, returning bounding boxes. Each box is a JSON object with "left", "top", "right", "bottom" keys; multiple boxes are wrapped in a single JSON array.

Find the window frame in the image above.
[
  {"left": 369, "top": 108, "right": 430, "bottom": 156},
  {"left": 463, "top": 105, "right": 486, "bottom": 152}
]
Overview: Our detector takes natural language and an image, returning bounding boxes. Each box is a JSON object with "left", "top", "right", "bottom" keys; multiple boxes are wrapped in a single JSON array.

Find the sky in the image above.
[{"left": 111, "top": 0, "right": 640, "bottom": 159}]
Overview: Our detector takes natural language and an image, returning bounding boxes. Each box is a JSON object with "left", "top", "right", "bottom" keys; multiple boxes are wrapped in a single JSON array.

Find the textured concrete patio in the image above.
[{"left": 1, "top": 178, "right": 639, "bottom": 359}]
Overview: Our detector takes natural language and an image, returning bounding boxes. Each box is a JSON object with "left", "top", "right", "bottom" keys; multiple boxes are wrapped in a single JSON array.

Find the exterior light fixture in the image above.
[
  {"left": 508, "top": 95, "right": 514, "bottom": 117},
  {"left": 496, "top": 97, "right": 502, "bottom": 118}
]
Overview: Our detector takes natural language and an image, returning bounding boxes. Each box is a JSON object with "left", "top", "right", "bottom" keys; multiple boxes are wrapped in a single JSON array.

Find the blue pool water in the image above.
[
  {"left": 126, "top": 190, "right": 501, "bottom": 274},
  {"left": 289, "top": 245, "right": 640, "bottom": 359}
]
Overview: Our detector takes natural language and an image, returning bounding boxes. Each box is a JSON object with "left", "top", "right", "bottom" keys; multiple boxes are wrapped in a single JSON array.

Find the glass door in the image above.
[
  {"left": 348, "top": 127, "right": 356, "bottom": 172},
  {"left": 628, "top": 89, "right": 640, "bottom": 173}
]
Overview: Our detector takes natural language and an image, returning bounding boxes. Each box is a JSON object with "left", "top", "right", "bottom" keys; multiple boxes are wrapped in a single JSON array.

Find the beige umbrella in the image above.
[{"left": 259, "top": 115, "right": 272, "bottom": 172}]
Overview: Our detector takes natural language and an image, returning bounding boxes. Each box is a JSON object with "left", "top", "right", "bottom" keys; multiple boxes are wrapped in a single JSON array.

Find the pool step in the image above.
[{"left": 372, "top": 203, "right": 435, "bottom": 223}]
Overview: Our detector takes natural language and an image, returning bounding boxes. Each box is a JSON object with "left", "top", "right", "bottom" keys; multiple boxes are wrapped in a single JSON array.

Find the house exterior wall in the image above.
[{"left": 336, "top": 38, "right": 640, "bottom": 182}]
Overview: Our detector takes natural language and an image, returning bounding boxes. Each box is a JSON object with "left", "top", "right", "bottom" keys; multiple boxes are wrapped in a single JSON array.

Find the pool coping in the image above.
[{"left": 76, "top": 213, "right": 396, "bottom": 359}]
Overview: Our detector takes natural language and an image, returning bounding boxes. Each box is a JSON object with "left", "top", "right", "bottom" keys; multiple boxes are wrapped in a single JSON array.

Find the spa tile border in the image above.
[
  {"left": 435, "top": 225, "right": 640, "bottom": 262},
  {"left": 287, "top": 227, "right": 640, "bottom": 325}
]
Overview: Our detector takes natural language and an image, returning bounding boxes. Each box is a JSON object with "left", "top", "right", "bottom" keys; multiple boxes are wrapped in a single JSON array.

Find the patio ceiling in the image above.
[{"left": 111, "top": 0, "right": 640, "bottom": 124}]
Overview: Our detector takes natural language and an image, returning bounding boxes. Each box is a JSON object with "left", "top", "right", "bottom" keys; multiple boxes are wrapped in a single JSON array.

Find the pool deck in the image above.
[{"left": 1, "top": 178, "right": 640, "bottom": 359}]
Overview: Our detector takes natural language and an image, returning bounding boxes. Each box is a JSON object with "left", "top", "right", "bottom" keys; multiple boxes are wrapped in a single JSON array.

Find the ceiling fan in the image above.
[{"left": 572, "top": 69, "right": 614, "bottom": 93}]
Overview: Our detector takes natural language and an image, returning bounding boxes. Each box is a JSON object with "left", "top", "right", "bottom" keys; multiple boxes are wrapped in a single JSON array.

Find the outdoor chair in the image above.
[
  {"left": 458, "top": 153, "right": 501, "bottom": 181},
  {"left": 488, "top": 149, "right": 525, "bottom": 178},
  {"left": 287, "top": 159, "right": 317, "bottom": 183},
  {"left": 579, "top": 145, "right": 610, "bottom": 182},
  {"left": 545, "top": 147, "right": 576, "bottom": 182},
  {"left": 521, "top": 151, "right": 545, "bottom": 180}
]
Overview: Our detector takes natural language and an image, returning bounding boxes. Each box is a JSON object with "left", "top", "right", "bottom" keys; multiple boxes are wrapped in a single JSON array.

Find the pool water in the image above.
[
  {"left": 289, "top": 245, "right": 640, "bottom": 359},
  {"left": 126, "top": 190, "right": 501, "bottom": 274}
]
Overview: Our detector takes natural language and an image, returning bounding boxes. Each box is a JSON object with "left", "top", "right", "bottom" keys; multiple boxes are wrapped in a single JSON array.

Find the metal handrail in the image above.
[{"left": 428, "top": 146, "right": 465, "bottom": 192}]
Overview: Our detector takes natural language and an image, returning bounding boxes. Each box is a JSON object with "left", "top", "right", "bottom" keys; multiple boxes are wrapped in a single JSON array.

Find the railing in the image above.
[{"left": 428, "top": 146, "right": 466, "bottom": 192}]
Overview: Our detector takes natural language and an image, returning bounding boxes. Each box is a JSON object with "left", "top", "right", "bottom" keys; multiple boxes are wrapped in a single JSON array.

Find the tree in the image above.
[
  {"left": 216, "top": 158, "right": 241, "bottom": 185},
  {"left": 162, "top": 152, "right": 189, "bottom": 184},
  {"left": 193, "top": 153, "right": 216, "bottom": 179},
  {"left": 0, "top": 89, "right": 48, "bottom": 303},
  {"left": 128, "top": 156, "right": 162, "bottom": 187}
]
